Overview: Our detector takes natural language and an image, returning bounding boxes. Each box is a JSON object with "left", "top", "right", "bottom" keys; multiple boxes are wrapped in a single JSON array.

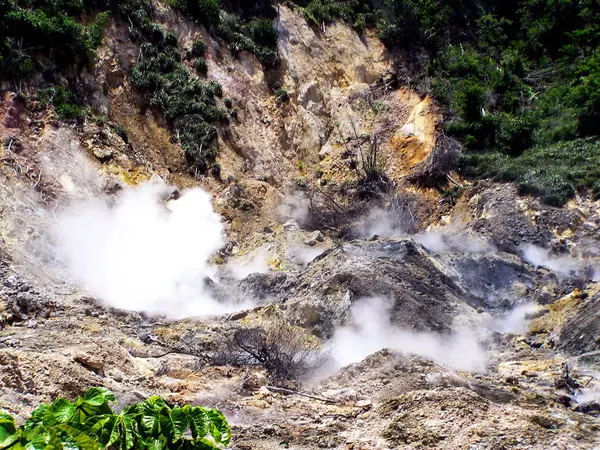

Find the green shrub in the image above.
[
  {"left": 489, "top": 113, "right": 537, "bottom": 156},
  {"left": 169, "top": 0, "right": 221, "bottom": 27},
  {"left": 216, "top": 13, "right": 278, "bottom": 66},
  {"left": 453, "top": 80, "right": 485, "bottom": 123},
  {"left": 0, "top": 2, "right": 111, "bottom": 81},
  {"left": 294, "top": 0, "right": 372, "bottom": 29},
  {"left": 275, "top": 88, "right": 289, "bottom": 103},
  {"left": 191, "top": 38, "right": 207, "bottom": 56},
  {"left": 241, "top": 18, "right": 277, "bottom": 49},
  {"left": 229, "top": 0, "right": 276, "bottom": 20},
  {"left": 86, "top": 11, "right": 110, "bottom": 48},
  {"left": 195, "top": 57, "right": 207, "bottom": 74},
  {"left": 462, "top": 139, "right": 600, "bottom": 206},
  {"left": 37, "top": 86, "right": 89, "bottom": 120},
  {"left": 111, "top": 123, "right": 129, "bottom": 143},
  {"left": 129, "top": 14, "right": 224, "bottom": 174},
  {"left": 0, "top": 387, "right": 230, "bottom": 450},
  {"left": 372, "top": 101, "right": 387, "bottom": 114}
]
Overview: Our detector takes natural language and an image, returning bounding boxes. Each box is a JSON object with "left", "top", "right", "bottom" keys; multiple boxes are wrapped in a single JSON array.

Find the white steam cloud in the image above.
[
  {"left": 52, "top": 181, "right": 248, "bottom": 317},
  {"left": 519, "top": 243, "right": 598, "bottom": 277},
  {"left": 326, "top": 297, "right": 486, "bottom": 372},
  {"left": 287, "top": 245, "right": 325, "bottom": 266},
  {"left": 356, "top": 207, "right": 403, "bottom": 238},
  {"left": 414, "top": 231, "right": 495, "bottom": 254},
  {"left": 490, "top": 302, "right": 536, "bottom": 334},
  {"left": 225, "top": 247, "right": 270, "bottom": 280}
]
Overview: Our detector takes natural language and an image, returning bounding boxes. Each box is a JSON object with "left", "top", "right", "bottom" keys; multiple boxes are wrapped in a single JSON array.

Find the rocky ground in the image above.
[{"left": 2, "top": 208, "right": 600, "bottom": 448}]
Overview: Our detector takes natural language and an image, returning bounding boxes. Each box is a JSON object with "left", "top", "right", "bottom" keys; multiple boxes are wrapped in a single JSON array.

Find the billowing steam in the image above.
[
  {"left": 52, "top": 181, "right": 249, "bottom": 317},
  {"left": 519, "top": 243, "right": 599, "bottom": 278},
  {"left": 225, "top": 247, "right": 270, "bottom": 280},
  {"left": 490, "top": 302, "right": 536, "bottom": 334},
  {"left": 326, "top": 297, "right": 487, "bottom": 372}
]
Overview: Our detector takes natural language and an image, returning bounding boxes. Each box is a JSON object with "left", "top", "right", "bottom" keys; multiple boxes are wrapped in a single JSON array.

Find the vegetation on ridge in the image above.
[
  {"left": 291, "top": 0, "right": 600, "bottom": 205},
  {"left": 2, "top": 0, "right": 598, "bottom": 201}
]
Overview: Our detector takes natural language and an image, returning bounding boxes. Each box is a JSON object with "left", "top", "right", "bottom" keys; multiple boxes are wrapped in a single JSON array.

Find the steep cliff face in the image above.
[
  {"left": 0, "top": 2, "right": 442, "bottom": 253},
  {"left": 93, "top": 3, "right": 439, "bottom": 240}
]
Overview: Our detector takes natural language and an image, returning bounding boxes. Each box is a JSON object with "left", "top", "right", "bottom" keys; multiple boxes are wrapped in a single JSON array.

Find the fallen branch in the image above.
[
  {"left": 447, "top": 173, "right": 463, "bottom": 188},
  {"left": 265, "top": 385, "right": 338, "bottom": 404}
]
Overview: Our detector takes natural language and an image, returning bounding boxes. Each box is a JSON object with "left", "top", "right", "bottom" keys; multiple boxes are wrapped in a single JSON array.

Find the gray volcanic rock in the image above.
[
  {"left": 557, "top": 291, "right": 600, "bottom": 360},
  {"left": 437, "top": 251, "right": 539, "bottom": 310},
  {"left": 266, "top": 239, "right": 485, "bottom": 337},
  {"left": 462, "top": 183, "right": 580, "bottom": 253}
]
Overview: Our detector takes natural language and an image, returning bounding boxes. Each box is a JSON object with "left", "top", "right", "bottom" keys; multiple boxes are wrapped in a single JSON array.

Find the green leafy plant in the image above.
[
  {"left": 195, "top": 57, "right": 208, "bottom": 74},
  {"left": 0, "top": 387, "right": 230, "bottom": 450},
  {"left": 37, "top": 86, "right": 90, "bottom": 121},
  {"left": 216, "top": 13, "right": 278, "bottom": 66},
  {"left": 274, "top": 88, "right": 289, "bottom": 103},
  {"left": 293, "top": 0, "right": 372, "bottom": 29},
  {"left": 169, "top": 0, "right": 221, "bottom": 27},
  {"left": 128, "top": 10, "right": 225, "bottom": 174},
  {"left": 191, "top": 38, "right": 207, "bottom": 56},
  {"left": 371, "top": 101, "right": 387, "bottom": 114},
  {"left": 0, "top": 1, "right": 111, "bottom": 81}
]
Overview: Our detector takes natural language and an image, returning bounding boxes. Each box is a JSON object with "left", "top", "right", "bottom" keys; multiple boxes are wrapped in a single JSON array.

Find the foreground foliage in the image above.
[{"left": 0, "top": 387, "right": 230, "bottom": 450}]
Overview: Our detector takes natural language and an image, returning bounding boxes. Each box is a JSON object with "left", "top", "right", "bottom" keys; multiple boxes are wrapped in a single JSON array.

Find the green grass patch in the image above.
[{"left": 462, "top": 139, "right": 600, "bottom": 206}]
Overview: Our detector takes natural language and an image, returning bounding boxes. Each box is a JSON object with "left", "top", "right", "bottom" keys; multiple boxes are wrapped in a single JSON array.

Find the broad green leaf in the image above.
[
  {"left": 169, "top": 407, "right": 187, "bottom": 442},
  {"left": 57, "top": 424, "right": 99, "bottom": 450},
  {"left": 0, "top": 429, "right": 20, "bottom": 450},
  {"left": 45, "top": 430, "right": 64, "bottom": 450},
  {"left": 0, "top": 412, "right": 16, "bottom": 444},
  {"left": 191, "top": 437, "right": 223, "bottom": 449},
  {"left": 139, "top": 397, "right": 167, "bottom": 414},
  {"left": 102, "top": 414, "right": 136, "bottom": 450},
  {"left": 120, "top": 414, "right": 136, "bottom": 450},
  {"left": 46, "top": 399, "right": 75, "bottom": 426},
  {"left": 204, "top": 409, "right": 230, "bottom": 446},
  {"left": 106, "top": 416, "right": 122, "bottom": 448},
  {"left": 139, "top": 397, "right": 169, "bottom": 437},
  {"left": 141, "top": 437, "right": 166, "bottom": 450},
  {"left": 72, "top": 393, "right": 113, "bottom": 424},
  {"left": 25, "top": 405, "right": 49, "bottom": 428},
  {"left": 83, "top": 388, "right": 115, "bottom": 407},
  {"left": 186, "top": 407, "right": 209, "bottom": 440},
  {"left": 87, "top": 415, "right": 112, "bottom": 445},
  {"left": 157, "top": 411, "right": 172, "bottom": 441},
  {"left": 139, "top": 412, "right": 159, "bottom": 437},
  {"left": 22, "top": 426, "right": 49, "bottom": 450},
  {"left": 94, "top": 416, "right": 118, "bottom": 448}
]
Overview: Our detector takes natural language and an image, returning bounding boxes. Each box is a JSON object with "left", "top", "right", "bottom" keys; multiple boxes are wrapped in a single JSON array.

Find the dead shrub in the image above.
[
  {"left": 212, "top": 318, "right": 329, "bottom": 385},
  {"left": 383, "top": 192, "right": 420, "bottom": 234}
]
